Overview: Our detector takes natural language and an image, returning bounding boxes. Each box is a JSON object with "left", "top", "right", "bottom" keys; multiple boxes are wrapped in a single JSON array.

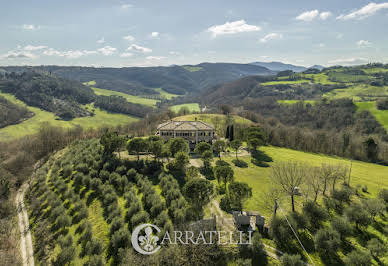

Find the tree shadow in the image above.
[
  {"left": 251, "top": 150, "right": 273, "bottom": 168},
  {"left": 86, "top": 191, "right": 98, "bottom": 206}
]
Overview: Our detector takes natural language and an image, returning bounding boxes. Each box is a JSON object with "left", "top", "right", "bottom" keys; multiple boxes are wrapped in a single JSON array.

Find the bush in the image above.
[
  {"left": 314, "top": 227, "right": 341, "bottom": 254},
  {"left": 344, "top": 249, "right": 372, "bottom": 266},
  {"left": 330, "top": 217, "right": 352, "bottom": 239},
  {"left": 220, "top": 196, "right": 231, "bottom": 212},
  {"left": 110, "top": 217, "right": 124, "bottom": 236},
  {"left": 376, "top": 98, "right": 388, "bottom": 110},
  {"left": 302, "top": 201, "right": 327, "bottom": 230},
  {"left": 281, "top": 253, "right": 304, "bottom": 266},
  {"left": 130, "top": 211, "right": 149, "bottom": 230},
  {"left": 232, "top": 159, "right": 248, "bottom": 168}
]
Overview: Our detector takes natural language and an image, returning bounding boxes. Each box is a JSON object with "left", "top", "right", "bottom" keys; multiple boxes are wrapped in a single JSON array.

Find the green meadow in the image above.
[
  {"left": 277, "top": 99, "right": 316, "bottom": 105},
  {"left": 91, "top": 86, "right": 159, "bottom": 107},
  {"left": 170, "top": 103, "right": 201, "bottom": 113},
  {"left": 183, "top": 65, "right": 203, "bottom": 72},
  {"left": 356, "top": 101, "right": 388, "bottom": 131},
  {"left": 0, "top": 91, "right": 138, "bottom": 141},
  {"left": 261, "top": 79, "right": 311, "bottom": 86},
  {"left": 154, "top": 87, "right": 180, "bottom": 100}
]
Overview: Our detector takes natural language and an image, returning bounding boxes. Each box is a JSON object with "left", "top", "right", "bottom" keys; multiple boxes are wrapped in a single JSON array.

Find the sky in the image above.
[{"left": 0, "top": 0, "right": 388, "bottom": 67}]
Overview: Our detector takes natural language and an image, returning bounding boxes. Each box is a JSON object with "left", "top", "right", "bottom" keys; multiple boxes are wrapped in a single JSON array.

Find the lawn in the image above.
[
  {"left": 327, "top": 72, "right": 371, "bottom": 83},
  {"left": 0, "top": 91, "right": 138, "bottom": 141},
  {"left": 220, "top": 146, "right": 388, "bottom": 217},
  {"left": 174, "top": 114, "right": 253, "bottom": 125},
  {"left": 170, "top": 103, "right": 201, "bottom": 113},
  {"left": 356, "top": 101, "right": 388, "bottom": 131},
  {"left": 300, "top": 73, "right": 337, "bottom": 85},
  {"left": 91, "top": 86, "right": 159, "bottom": 107}
]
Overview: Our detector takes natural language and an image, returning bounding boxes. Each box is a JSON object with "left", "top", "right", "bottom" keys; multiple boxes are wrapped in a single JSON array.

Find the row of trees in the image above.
[{"left": 94, "top": 95, "right": 154, "bottom": 118}]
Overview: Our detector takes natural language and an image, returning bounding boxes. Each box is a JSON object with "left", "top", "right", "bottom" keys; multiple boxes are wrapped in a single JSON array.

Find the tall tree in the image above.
[
  {"left": 168, "top": 138, "right": 189, "bottom": 157},
  {"left": 183, "top": 179, "right": 214, "bottom": 218},
  {"left": 228, "top": 182, "right": 252, "bottom": 211},
  {"left": 271, "top": 161, "right": 305, "bottom": 212},
  {"left": 214, "top": 164, "right": 234, "bottom": 191},
  {"left": 194, "top": 142, "right": 212, "bottom": 156},
  {"left": 127, "top": 138, "right": 149, "bottom": 161},
  {"left": 229, "top": 139, "right": 242, "bottom": 160},
  {"left": 213, "top": 140, "right": 226, "bottom": 159}
]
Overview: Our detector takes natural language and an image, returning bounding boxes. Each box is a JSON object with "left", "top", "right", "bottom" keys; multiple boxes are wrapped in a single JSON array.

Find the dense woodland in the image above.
[
  {"left": 0, "top": 72, "right": 95, "bottom": 119},
  {"left": 95, "top": 95, "right": 154, "bottom": 118},
  {"left": 0, "top": 95, "right": 33, "bottom": 128}
]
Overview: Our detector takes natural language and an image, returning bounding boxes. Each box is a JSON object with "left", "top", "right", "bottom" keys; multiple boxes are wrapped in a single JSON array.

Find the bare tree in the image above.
[
  {"left": 271, "top": 161, "right": 306, "bottom": 212},
  {"left": 320, "top": 163, "right": 335, "bottom": 196},
  {"left": 330, "top": 164, "right": 349, "bottom": 192},
  {"left": 306, "top": 166, "right": 322, "bottom": 202}
]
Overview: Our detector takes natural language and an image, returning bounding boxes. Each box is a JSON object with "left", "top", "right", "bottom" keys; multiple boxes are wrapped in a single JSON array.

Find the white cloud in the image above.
[
  {"left": 1, "top": 51, "right": 37, "bottom": 59},
  {"left": 337, "top": 2, "right": 388, "bottom": 20},
  {"left": 328, "top": 57, "right": 368, "bottom": 65},
  {"left": 259, "top": 33, "right": 283, "bottom": 43},
  {"left": 296, "top": 10, "right": 332, "bottom": 21},
  {"left": 97, "top": 46, "right": 117, "bottom": 56},
  {"left": 320, "top": 11, "right": 332, "bottom": 20},
  {"left": 123, "top": 35, "right": 135, "bottom": 41},
  {"left": 22, "top": 24, "right": 40, "bottom": 30},
  {"left": 318, "top": 43, "right": 325, "bottom": 48},
  {"left": 82, "top": 50, "right": 98, "bottom": 55},
  {"left": 146, "top": 56, "right": 166, "bottom": 60},
  {"left": 207, "top": 20, "right": 261, "bottom": 37},
  {"left": 151, "top": 32, "right": 159, "bottom": 38},
  {"left": 24, "top": 45, "right": 48, "bottom": 51},
  {"left": 43, "top": 48, "right": 63, "bottom": 56},
  {"left": 127, "top": 44, "right": 152, "bottom": 53},
  {"left": 169, "top": 51, "right": 180, "bottom": 55},
  {"left": 121, "top": 4, "right": 132, "bottom": 9},
  {"left": 357, "top": 40, "right": 372, "bottom": 47},
  {"left": 43, "top": 48, "right": 98, "bottom": 58},
  {"left": 296, "top": 10, "right": 319, "bottom": 21},
  {"left": 97, "top": 37, "right": 105, "bottom": 44},
  {"left": 120, "top": 52, "right": 133, "bottom": 58}
]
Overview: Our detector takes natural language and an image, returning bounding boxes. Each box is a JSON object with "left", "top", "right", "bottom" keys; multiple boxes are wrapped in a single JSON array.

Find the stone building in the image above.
[{"left": 156, "top": 119, "right": 216, "bottom": 148}]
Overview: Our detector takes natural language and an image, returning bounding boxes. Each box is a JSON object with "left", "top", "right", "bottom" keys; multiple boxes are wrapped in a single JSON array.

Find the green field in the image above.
[
  {"left": 327, "top": 72, "right": 370, "bottom": 83},
  {"left": 0, "top": 91, "right": 138, "bottom": 141},
  {"left": 91, "top": 86, "right": 159, "bottom": 107},
  {"left": 277, "top": 100, "right": 316, "bottom": 105},
  {"left": 356, "top": 101, "right": 388, "bottom": 130},
  {"left": 324, "top": 84, "right": 388, "bottom": 100},
  {"left": 174, "top": 113, "right": 253, "bottom": 125},
  {"left": 154, "top": 87, "right": 180, "bottom": 100},
  {"left": 220, "top": 146, "right": 388, "bottom": 217},
  {"left": 300, "top": 73, "right": 337, "bottom": 85},
  {"left": 170, "top": 103, "right": 201, "bottom": 113},
  {"left": 362, "top": 68, "right": 388, "bottom": 74}
]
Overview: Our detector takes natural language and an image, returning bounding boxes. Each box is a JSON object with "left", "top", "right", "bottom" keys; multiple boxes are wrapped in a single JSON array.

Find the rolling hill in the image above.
[{"left": 1, "top": 63, "right": 274, "bottom": 96}]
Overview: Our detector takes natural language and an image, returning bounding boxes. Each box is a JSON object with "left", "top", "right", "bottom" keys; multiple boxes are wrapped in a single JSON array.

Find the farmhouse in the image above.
[{"left": 157, "top": 119, "right": 216, "bottom": 148}]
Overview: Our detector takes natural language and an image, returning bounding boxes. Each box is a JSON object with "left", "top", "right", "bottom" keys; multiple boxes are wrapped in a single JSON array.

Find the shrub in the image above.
[
  {"left": 302, "top": 201, "right": 327, "bottom": 230},
  {"left": 367, "top": 238, "right": 386, "bottom": 258},
  {"left": 330, "top": 217, "right": 352, "bottom": 239},
  {"left": 75, "top": 163, "right": 89, "bottom": 174},
  {"left": 220, "top": 196, "right": 231, "bottom": 212},
  {"left": 125, "top": 202, "right": 141, "bottom": 223},
  {"left": 281, "top": 253, "right": 304, "bottom": 266},
  {"left": 110, "top": 217, "right": 124, "bottom": 236},
  {"left": 344, "top": 249, "right": 372, "bottom": 266},
  {"left": 314, "top": 227, "right": 341, "bottom": 254},
  {"left": 130, "top": 211, "right": 149, "bottom": 230},
  {"left": 344, "top": 203, "right": 372, "bottom": 229}
]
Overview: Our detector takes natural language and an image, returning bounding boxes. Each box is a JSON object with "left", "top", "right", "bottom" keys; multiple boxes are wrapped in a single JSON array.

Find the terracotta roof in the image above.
[{"left": 157, "top": 120, "right": 214, "bottom": 131}]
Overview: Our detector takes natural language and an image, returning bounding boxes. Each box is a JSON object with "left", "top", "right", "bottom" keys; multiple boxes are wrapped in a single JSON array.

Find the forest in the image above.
[{"left": 0, "top": 95, "right": 33, "bottom": 128}]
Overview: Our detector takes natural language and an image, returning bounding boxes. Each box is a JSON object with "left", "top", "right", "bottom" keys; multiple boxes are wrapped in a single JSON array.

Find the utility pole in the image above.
[
  {"left": 348, "top": 160, "right": 353, "bottom": 186},
  {"left": 274, "top": 199, "right": 278, "bottom": 217}
]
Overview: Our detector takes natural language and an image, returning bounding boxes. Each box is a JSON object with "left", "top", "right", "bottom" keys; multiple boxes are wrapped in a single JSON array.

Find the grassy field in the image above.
[
  {"left": 300, "top": 73, "right": 337, "bottom": 85},
  {"left": 0, "top": 91, "right": 138, "bottom": 141},
  {"left": 363, "top": 68, "right": 388, "bottom": 74},
  {"left": 170, "top": 103, "right": 201, "bottom": 113},
  {"left": 174, "top": 114, "right": 253, "bottom": 125},
  {"left": 91, "top": 86, "right": 159, "bottom": 107},
  {"left": 154, "top": 87, "right": 180, "bottom": 100},
  {"left": 219, "top": 146, "right": 388, "bottom": 217},
  {"left": 356, "top": 101, "right": 388, "bottom": 131},
  {"left": 277, "top": 100, "right": 316, "bottom": 105},
  {"left": 323, "top": 84, "right": 388, "bottom": 101}
]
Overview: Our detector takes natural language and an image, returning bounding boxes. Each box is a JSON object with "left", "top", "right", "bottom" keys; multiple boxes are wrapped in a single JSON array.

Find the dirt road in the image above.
[{"left": 16, "top": 182, "right": 35, "bottom": 266}]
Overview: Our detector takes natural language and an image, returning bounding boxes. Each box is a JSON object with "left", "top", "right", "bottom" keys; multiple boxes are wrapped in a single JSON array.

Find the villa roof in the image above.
[{"left": 157, "top": 120, "right": 215, "bottom": 131}]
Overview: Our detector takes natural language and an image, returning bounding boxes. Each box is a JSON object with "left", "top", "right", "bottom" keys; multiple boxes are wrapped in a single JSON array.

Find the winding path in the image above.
[{"left": 16, "top": 182, "right": 35, "bottom": 266}]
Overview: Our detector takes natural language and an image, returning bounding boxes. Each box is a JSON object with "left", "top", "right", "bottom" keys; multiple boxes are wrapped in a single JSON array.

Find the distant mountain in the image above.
[
  {"left": 249, "top": 61, "right": 307, "bottom": 72},
  {"left": 3, "top": 63, "right": 274, "bottom": 95},
  {"left": 308, "top": 65, "right": 325, "bottom": 71}
]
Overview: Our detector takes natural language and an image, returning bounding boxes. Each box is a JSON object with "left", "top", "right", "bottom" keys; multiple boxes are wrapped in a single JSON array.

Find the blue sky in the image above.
[{"left": 0, "top": 0, "right": 387, "bottom": 67}]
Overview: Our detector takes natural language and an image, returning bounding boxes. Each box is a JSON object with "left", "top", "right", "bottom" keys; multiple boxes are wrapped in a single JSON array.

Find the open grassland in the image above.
[
  {"left": 323, "top": 84, "right": 388, "bottom": 100},
  {"left": 301, "top": 73, "right": 338, "bottom": 85},
  {"left": 0, "top": 91, "right": 138, "bottom": 141},
  {"left": 356, "top": 101, "right": 388, "bottom": 131},
  {"left": 327, "top": 72, "right": 371, "bottom": 83},
  {"left": 277, "top": 99, "right": 316, "bottom": 105},
  {"left": 363, "top": 68, "right": 388, "bottom": 74},
  {"left": 170, "top": 103, "right": 201, "bottom": 113},
  {"left": 174, "top": 113, "right": 253, "bottom": 125},
  {"left": 220, "top": 146, "right": 388, "bottom": 217},
  {"left": 91, "top": 86, "right": 159, "bottom": 107},
  {"left": 154, "top": 87, "right": 180, "bottom": 100}
]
